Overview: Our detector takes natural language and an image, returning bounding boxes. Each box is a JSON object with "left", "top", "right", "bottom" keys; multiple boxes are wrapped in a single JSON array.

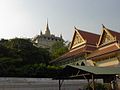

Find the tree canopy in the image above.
[
  {"left": 0, "top": 38, "right": 58, "bottom": 77},
  {"left": 0, "top": 38, "right": 67, "bottom": 77},
  {"left": 1, "top": 38, "right": 51, "bottom": 65},
  {"left": 50, "top": 41, "right": 68, "bottom": 59}
]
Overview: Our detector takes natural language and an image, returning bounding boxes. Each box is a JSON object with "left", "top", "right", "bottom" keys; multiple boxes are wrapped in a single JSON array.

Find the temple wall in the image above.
[{"left": 96, "top": 57, "right": 119, "bottom": 67}]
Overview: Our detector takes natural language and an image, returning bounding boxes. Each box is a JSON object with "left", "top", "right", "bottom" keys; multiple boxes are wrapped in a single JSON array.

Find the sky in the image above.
[{"left": 0, "top": 0, "right": 120, "bottom": 41}]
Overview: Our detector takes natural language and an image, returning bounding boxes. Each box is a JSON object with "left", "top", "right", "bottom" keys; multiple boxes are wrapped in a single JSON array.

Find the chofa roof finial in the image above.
[
  {"left": 102, "top": 24, "right": 106, "bottom": 28},
  {"left": 74, "top": 26, "right": 77, "bottom": 29}
]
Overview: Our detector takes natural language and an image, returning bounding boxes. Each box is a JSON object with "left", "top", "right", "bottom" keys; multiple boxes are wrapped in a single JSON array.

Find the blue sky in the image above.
[{"left": 0, "top": 0, "right": 120, "bottom": 41}]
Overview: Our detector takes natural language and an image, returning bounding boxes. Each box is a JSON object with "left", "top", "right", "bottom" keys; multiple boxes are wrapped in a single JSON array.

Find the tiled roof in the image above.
[
  {"left": 86, "top": 28, "right": 120, "bottom": 60},
  {"left": 50, "top": 45, "right": 97, "bottom": 63},
  {"left": 59, "top": 46, "right": 86, "bottom": 59},
  {"left": 50, "top": 29, "right": 100, "bottom": 64},
  {"left": 50, "top": 46, "right": 86, "bottom": 63},
  {"left": 87, "top": 44, "right": 119, "bottom": 59},
  {"left": 77, "top": 29, "right": 100, "bottom": 45}
]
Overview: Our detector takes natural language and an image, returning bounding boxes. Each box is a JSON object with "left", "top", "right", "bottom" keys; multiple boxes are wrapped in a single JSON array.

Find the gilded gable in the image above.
[
  {"left": 101, "top": 32, "right": 112, "bottom": 44},
  {"left": 71, "top": 31, "right": 85, "bottom": 49},
  {"left": 73, "top": 33, "right": 83, "bottom": 46},
  {"left": 98, "top": 30, "right": 114, "bottom": 46}
]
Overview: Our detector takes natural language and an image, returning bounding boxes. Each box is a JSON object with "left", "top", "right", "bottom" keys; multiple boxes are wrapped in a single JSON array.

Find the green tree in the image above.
[
  {"left": 0, "top": 43, "right": 22, "bottom": 76},
  {"left": 3, "top": 38, "right": 51, "bottom": 65},
  {"left": 51, "top": 41, "right": 68, "bottom": 59},
  {"left": 0, "top": 38, "right": 62, "bottom": 77},
  {"left": 22, "top": 64, "right": 63, "bottom": 77},
  {"left": 0, "top": 39, "right": 8, "bottom": 45}
]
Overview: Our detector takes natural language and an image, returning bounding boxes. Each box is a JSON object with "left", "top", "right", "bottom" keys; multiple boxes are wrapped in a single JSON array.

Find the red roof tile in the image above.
[
  {"left": 87, "top": 44, "right": 119, "bottom": 59},
  {"left": 50, "top": 46, "right": 86, "bottom": 63},
  {"left": 50, "top": 45, "right": 97, "bottom": 63},
  {"left": 77, "top": 29, "right": 100, "bottom": 45},
  {"left": 50, "top": 29, "right": 100, "bottom": 64}
]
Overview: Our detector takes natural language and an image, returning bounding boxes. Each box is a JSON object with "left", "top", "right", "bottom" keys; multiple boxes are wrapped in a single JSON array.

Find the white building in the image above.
[{"left": 33, "top": 21, "right": 63, "bottom": 49}]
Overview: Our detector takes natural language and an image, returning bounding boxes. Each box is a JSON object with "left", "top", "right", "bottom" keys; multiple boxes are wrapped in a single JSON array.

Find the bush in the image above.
[{"left": 83, "top": 82, "right": 107, "bottom": 90}]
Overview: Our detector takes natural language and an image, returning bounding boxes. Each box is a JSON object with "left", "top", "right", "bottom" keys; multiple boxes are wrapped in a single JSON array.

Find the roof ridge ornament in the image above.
[
  {"left": 102, "top": 24, "right": 106, "bottom": 28},
  {"left": 74, "top": 26, "right": 77, "bottom": 29}
]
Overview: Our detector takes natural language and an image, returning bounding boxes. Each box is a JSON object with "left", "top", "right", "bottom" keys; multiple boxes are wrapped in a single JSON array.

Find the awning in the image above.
[
  {"left": 67, "top": 65, "right": 120, "bottom": 75},
  {"left": 54, "top": 65, "right": 120, "bottom": 80}
]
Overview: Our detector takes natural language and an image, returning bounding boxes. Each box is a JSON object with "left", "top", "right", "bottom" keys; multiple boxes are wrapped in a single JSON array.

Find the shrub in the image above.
[{"left": 83, "top": 82, "right": 107, "bottom": 90}]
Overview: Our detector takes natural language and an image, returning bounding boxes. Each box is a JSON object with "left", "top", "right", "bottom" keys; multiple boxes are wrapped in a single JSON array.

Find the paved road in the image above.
[{"left": 0, "top": 78, "right": 87, "bottom": 90}]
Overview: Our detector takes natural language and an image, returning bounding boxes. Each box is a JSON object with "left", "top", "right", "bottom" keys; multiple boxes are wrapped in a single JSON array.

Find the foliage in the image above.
[
  {"left": 2, "top": 38, "right": 51, "bottom": 64},
  {"left": 83, "top": 82, "right": 107, "bottom": 90},
  {"left": 51, "top": 41, "right": 68, "bottom": 59},
  {"left": 20, "top": 64, "right": 63, "bottom": 77},
  {"left": 0, "top": 62, "right": 63, "bottom": 77},
  {"left": 0, "top": 38, "right": 62, "bottom": 77}
]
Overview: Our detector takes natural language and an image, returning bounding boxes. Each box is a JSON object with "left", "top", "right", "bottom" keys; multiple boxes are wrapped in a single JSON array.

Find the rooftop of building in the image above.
[
  {"left": 50, "top": 25, "right": 120, "bottom": 64},
  {"left": 87, "top": 25, "right": 120, "bottom": 60},
  {"left": 50, "top": 27, "right": 100, "bottom": 64}
]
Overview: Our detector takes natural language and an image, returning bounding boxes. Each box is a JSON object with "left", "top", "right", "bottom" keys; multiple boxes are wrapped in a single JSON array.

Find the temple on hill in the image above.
[
  {"left": 32, "top": 21, "right": 63, "bottom": 49},
  {"left": 50, "top": 25, "right": 120, "bottom": 67}
]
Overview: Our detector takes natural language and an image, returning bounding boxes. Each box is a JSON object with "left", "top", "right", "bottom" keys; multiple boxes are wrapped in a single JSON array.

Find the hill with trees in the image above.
[{"left": 0, "top": 38, "right": 64, "bottom": 77}]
